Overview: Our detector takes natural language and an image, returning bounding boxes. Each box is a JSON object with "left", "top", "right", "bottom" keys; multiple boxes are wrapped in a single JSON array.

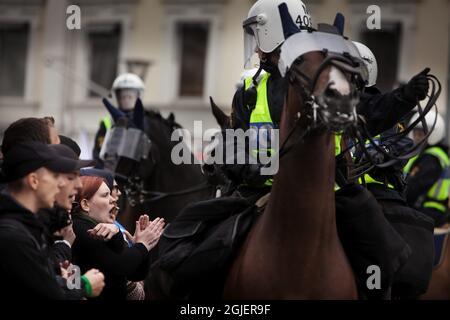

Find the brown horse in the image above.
[
  {"left": 223, "top": 43, "right": 365, "bottom": 298},
  {"left": 422, "top": 225, "right": 450, "bottom": 299}
]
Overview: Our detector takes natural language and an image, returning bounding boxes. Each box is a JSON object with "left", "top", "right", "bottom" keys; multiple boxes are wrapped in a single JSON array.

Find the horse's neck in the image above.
[
  {"left": 143, "top": 115, "right": 206, "bottom": 191},
  {"left": 261, "top": 129, "right": 337, "bottom": 246},
  {"left": 151, "top": 147, "right": 205, "bottom": 192}
]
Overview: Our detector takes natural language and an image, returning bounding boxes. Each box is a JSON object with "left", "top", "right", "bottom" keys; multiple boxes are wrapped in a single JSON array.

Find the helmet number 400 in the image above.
[{"left": 296, "top": 15, "right": 311, "bottom": 29}]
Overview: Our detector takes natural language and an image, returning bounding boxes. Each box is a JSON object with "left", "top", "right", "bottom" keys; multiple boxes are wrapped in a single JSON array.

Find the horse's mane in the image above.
[
  {"left": 144, "top": 109, "right": 182, "bottom": 132},
  {"left": 143, "top": 109, "right": 186, "bottom": 153}
]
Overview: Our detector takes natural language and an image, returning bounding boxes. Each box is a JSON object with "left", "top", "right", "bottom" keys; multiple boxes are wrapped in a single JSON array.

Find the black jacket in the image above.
[
  {"left": 0, "top": 192, "right": 73, "bottom": 299},
  {"left": 71, "top": 211, "right": 150, "bottom": 300},
  {"left": 38, "top": 206, "right": 73, "bottom": 267}
]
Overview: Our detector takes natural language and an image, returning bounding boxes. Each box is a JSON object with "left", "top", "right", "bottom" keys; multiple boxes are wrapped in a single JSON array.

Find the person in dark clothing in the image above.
[
  {"left": 79, "top": 168, "right": 147, "bottom": 299},
  {"left": 39, "top": 144, "right": 95, "bottom": 269},
  {"left": 0, "top": 141, "right": 105, "bottom": 299},
  {"left": 405, "top": 110, "right": 449, "bottom": 227},
  {"left": 71, "top": 175, "right": 164, "bottom": 299},
  {"left": 348, "top": 127, "right": 435, "bottom": 299}
]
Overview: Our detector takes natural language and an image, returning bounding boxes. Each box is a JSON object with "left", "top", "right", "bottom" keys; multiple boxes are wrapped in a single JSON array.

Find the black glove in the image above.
[
  {"left": 202, "top": 163, "right": 229, "bottom": 187},
  {"left": 359, "top": 145, "right": 386, "bottom": 165},
  {"left": 403, "top": 68, "right": 430, "bottom": 102},
  {"left": 242, "top": 164, "right": 272, "bottom": 187}
]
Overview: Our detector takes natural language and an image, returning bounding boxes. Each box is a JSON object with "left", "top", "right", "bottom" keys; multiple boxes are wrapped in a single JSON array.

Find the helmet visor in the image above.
[{"left": 243, "top": 16, "right": 259, "bottom": 69}]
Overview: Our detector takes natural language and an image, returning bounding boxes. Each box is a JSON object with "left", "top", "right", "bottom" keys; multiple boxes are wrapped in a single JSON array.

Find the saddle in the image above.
[{"left": 149, "top": 195, "right": 264, "bottom": 299}]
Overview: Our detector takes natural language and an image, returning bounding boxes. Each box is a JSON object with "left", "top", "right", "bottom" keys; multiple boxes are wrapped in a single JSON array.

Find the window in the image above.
[
  {"left": 0, "top": 23, "right": 29, "bottom": 97},
  {"left": 87, "top": 23, "right": 121, "bottom": 97},
  {"left": 361, "top": 22, "right": 402, "bottom": 92},
  {"left": 177, "top": 22, "right": 209, "bottom": 97}
]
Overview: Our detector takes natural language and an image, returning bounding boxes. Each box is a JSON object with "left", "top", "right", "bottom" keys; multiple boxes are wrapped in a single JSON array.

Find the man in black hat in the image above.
[
  {"left": 40, "top": 144, "right": 94, "bottom": 268},
  {"left": 0, "top": 141, "right": 104, "bottom": 299}
]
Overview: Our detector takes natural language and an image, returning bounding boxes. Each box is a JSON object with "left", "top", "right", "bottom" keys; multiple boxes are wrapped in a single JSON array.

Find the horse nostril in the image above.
[{"left": 324, "top": 86, "right": 338, "bottom": 99}]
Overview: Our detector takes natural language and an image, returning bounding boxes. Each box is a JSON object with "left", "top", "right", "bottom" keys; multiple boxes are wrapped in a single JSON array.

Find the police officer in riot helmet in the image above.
[
  {"left": 92, "top": 73, "right": 145, "bottom": 167},
  {"left": 405, "top": 110, "right": 449, "bottom": 227}
]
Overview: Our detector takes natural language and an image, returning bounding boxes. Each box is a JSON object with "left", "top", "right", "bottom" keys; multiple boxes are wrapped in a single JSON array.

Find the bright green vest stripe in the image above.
[
  {"left": 334, "top": 134, "right": 342, "bottom": 191},
  {"left": 335, "top": 134, "right": 341, "bottom": 156},
  {"left": 102, "top": 117, "right": 112, "bottom": 130},
  {"left": 423, "top": 201, "right": 447, "bottom": 212},
  {"left": 358, "top": 175, "right": 395, "bottom": 189},
  {"left": 403, "top": 155, "right": 419, "bottom": 175},
  {"left": 424, "top": 147, "right": 450, "bottom": 203}
]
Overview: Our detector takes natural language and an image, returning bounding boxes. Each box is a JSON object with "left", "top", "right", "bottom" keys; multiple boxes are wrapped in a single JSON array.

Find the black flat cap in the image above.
[
  {"left": 0, "top": 141, "right": 93, "bottom": 183},
  {"left": 59, "top": 135, "right": 81, "bottom": 157}
]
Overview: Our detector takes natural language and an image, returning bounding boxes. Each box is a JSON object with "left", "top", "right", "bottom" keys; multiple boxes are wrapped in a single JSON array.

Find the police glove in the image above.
[{"left": 403, "top": 68, "right": 430, "bottom": 102}]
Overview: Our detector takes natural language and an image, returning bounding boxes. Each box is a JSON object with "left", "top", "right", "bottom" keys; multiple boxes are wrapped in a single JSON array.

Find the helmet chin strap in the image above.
[
  {"left": 252, "top": 65, "right": 264, "bottom": 86},
  {"left": 259, "top": 48, "right": 282, "bottom": 76}
]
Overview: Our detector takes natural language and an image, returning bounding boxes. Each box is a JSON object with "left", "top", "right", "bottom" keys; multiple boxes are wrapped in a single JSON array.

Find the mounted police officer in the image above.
[
  {"left": 405, "top": 110, "right": 449, "bottom": 227},
  {"left": 218, "top": 0, "right": 434, "bottom": 299},
  {"left": 345, "top": 42, "right": 435, "bottom": 299},
  {"left": 93, "top": 73, "right": 145, "bottom": 167},
  {"left": 158, "top": 0, "right": 434, "bottom": 300}
]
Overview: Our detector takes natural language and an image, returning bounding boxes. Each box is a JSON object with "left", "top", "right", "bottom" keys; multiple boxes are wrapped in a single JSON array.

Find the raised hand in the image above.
[
  {"left": 404, "top": 68, "right": 430, "bottom": 102},
  {"left": 88, "top": 223, "right": 120, "bottom": 241}
]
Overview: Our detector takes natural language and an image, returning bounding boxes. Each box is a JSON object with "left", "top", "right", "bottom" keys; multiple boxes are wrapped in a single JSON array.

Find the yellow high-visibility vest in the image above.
[{"left": 245, "top": 73, "right": 274, "bottom": 186}]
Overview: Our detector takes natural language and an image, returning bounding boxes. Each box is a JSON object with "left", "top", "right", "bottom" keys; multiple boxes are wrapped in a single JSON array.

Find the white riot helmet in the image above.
[
  {"left": 112, "top": 73, "right": 145, "bottom": 92},
  {"left": 409, "top": 110, "right": 446, "bottom": 145},
  {"left": 243, "top": 0, "right": 312, "bottom": 69},
  {"left": 352, "top": 41, "right": 377, "bottom": 87},
  {"left": 112, "top": 73, "right": 145, "bottom": 111}
]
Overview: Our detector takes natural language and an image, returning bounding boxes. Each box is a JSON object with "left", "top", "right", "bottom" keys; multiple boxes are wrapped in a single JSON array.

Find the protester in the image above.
[
  {"left": 0, "top": 141, "right": 104, "bottom": 299},
  {"left": 71, "top": 175, "right": 164, "bottom": 299}
]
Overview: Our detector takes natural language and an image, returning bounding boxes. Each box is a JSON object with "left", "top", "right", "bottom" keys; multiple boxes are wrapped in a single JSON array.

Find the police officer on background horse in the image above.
[{"left": 93, "top": 73, "right": 145, "bottom": 168}]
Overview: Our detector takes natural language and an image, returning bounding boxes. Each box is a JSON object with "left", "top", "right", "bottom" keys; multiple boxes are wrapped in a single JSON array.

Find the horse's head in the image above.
[{"left": 279, "top": 25, "right": 368, "bottom": 132}]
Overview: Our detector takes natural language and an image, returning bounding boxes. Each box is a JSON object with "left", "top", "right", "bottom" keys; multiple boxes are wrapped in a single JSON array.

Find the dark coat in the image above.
[
  {"left": 0, "top": 192, "right": 71, "bottom": 299},
  {"left": 71, "top": 211, "right": 150, "bottom": 300}
]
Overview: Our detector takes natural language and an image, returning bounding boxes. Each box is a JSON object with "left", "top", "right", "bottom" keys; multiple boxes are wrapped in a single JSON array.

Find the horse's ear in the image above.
[
  {"left": 209, "top": 96, "right": 230, "bottom": 129},
  {"left": 133, "top": 98, "right": 145, "bottom": 130},
  {"left": 167, "top": 112, "right": 175, "bottom": 123},
  {"left": 333, "top": 12, "right": 345, "bottom": 35},
  {"left": 102, "top": 98, "right": 126, "bottom": 122}
]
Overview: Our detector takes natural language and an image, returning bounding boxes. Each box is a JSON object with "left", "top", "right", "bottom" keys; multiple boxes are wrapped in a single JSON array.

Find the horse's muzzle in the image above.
[{"left": 315, "top": 86, "right": 359, "bottom": 131}]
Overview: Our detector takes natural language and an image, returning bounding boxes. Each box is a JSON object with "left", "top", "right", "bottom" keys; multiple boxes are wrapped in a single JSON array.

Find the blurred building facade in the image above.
[{"left": 0, "top": 0, "right": 449, "bottom": 157}]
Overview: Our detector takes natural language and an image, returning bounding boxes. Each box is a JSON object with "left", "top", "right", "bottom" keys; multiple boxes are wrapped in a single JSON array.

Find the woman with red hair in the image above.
[{"left": 71, "top": 176, "right": 164, "bottom": 300}]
